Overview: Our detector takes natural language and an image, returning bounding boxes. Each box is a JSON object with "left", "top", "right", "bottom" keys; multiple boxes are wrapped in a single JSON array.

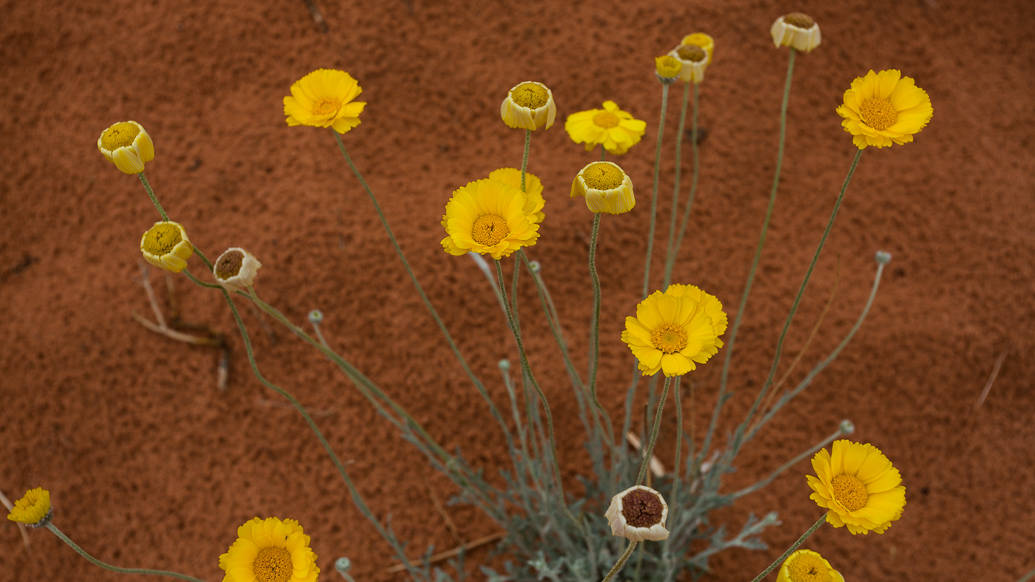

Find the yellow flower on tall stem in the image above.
[
  {"left": 284, "top": 68, "right": 367, "bottom": 134},
  {"left": 500, "top": 81, "right": 556, "bottom": 131},
  {"left": 570, "top": 161, "right": 635, "bottom": 214},
  {"left": 7, "top": 487, "right": 51, "bottom": 527},
  {"left": 621, "top": 284, "right": 727, "bottom": 376},
  {"left": 807, "top": 440, "right": 906, "bottom": 534},
  {"left": 140, "top": 221, "right": 194, "bottom": 273},
  {"left": 97, "top": 121, "right": 155, "bottom": 174},
  {"left": 776, "top": 549, "right": 844, "bottom": 582},
  {"left": 219, "top": 517, "right": 319, "bottom": 582},
  {"left": 441, "top": 177, "right": 540, "bottom": 259},
  {"left": 836, "top": 69, "right": 933, "bottom": 149},
  {"left": 565, "top": 101, "right": 646, "bottom": 155}
]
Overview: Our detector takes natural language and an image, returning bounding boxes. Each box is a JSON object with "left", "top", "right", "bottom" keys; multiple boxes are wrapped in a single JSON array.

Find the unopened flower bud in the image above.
[
  {"left": 500, "top": 81, "right": 557, "bottom": 131},
  {"left": 97, "top": 121, "right": 155, "bottom": 174},
  {"left": 571, "top": 161, "right": 635, "bottom": 215},
  {"left": 875, "top": 250, "right": 892, "bottom": 265},
  {"left": 140, "top": 221, "right": 193, "bottom": 273}
]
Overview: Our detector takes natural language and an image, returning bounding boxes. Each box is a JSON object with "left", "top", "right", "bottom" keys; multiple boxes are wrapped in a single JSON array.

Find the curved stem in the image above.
[
  {"left": 46, "top": 523, "right": 203, "bottom": 582},
  {"left": 137, "top": 172, "right": 169, "bottom": 222},
  {"left": 587, "top": 214, "right": 615, "bottom": 447},
  {"left": 666, "top": 82, "right": 701, "bottom": 287},
  {"left": 601, "top": 541, "right": 639, "bottom": 582},
  {"left": 636, "top": 376, "right": 672, "bottom": 484},
  {"left": 749, "top": 513, "right": 826, "bottom": 582}
]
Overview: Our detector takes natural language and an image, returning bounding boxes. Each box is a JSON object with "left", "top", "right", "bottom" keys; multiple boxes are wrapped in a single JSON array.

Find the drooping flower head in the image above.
[
  {"left": 219, "top": 517, "right": 319, "bottom": 582},
  {"left": 564, "top": 100, "right": 646, "bottom": 155},
  {"left": 836, "top": 69, "right": 933, "bottom": 149},
  {"left": 213, "top": 248, "right": 262, "bottom": 292},
  {"left": 570, "top": 161, "right": 634, "bottom": 214},
  {"left": 776, "top": 549, "right": 845, "bottom": 582},
  {"left": 654, "top": 55, "right": 682, "bottom": 84},
  {"left": 807, "top": 440, "right": 906, "bottom": 534},
  {"left": 771, "top": 12, "right": 821, "bottom": 53},
  {"left": 140, "top": 221, "right": 194, "bottom": 273},
  {"left": 604, "top": 485, "right": 669, "bottom": 542},
  {"left": 621, "top": 283, "right": 727, "bottom": 377},
  {"left": 488, "top": 167, "right": 545, "bottom": 224},
  {"left": 7, "top": 487, "right": 51, "bottom": 527},
  {"left": 284, "top": 69, "right": 367, "bottom": 134},
  {"left": 441, "top": 176, "right": 540, "bottom": 260},
  {"left": 97, "top": 121, "right": 155, "bottom": 175},
  {"left": 500, "top": 81, "right": 557, "bottom": 131}
]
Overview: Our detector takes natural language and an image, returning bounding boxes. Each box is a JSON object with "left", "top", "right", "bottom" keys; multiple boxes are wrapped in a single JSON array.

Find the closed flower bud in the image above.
[
  {"left": 604, "top": 485, "right": 669, "bottom": 542},
  {"left": 654, "top": 55, "right": 682, "bottom": 84},
  {"left": 770, "top": 12, "right": 821, "bottom": 53},
  {"left": 97, "top": 121, "right": 155, "bottom": 174},
  {"left": 213, "top": 247, "right": 262, "bottom": 291},
  {"left": 140, "top": 221, "right": 193, "bottom": 273},
  {"left": 500, "top": 81, "right": 557, "bottom": 131},
  {"left": 7, "top": 487, "right": 52, "bottom": 527},
  {"left": 571, "top": 161, "right": 635, "bottom": 215}
]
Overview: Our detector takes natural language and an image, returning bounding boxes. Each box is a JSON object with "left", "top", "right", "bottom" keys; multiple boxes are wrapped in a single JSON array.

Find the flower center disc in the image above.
[
  {"left": 252, "top": 546, "right": 293, "bottom": 582},
  {"left": 621, "top": 489, "right": 663, "bottom": 527},
  {"left": 472, "top": 214, "right": 509, "bottom": 246},
  {"left": 216, "top": 250, "right": 245, "bottom": 279},
  {"left": 650, "top": 323, "right": 688, "bottom": 354},
  {"left": 313, "top": 98, "right": 342, "bottom": 116},
  {"left": 784, "top": 12, "right": 816, "bottom": 28},
  {"left": 676, "top": 44, "right": 707, "bottom": 63},
  {"left": 511, "top": 82, "right": 549, "bottom": 109},
  {"left": 592, "top": 111, "right": 620, "bottom": 128},
  {"left": 859, "top": 97, "right": 898, "bottom": 131},
  {"left": 581, "top": 162, "right": 624, "bottom": 190},
  {"left": 143, "top": 224, "right": 183, "bottom": 255},
  {"left": 831, "top": 474, "right": 868, "bottom": 511},
  {"left": 786, "top": 553, "right": 833, "bottom": 582},
  {"left": 101, "top": 122, "right": 140, "bottom": 150}
]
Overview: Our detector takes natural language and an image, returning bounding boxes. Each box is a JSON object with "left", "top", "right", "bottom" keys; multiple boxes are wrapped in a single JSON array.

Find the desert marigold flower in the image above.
[
  {"left": 219, "top": 517, "right": 319, "bottom": 582},
  {"left": 565, "top": 100, "right": 646, "bottom": 155},
  {"left": 771, "top": 12, "right": 821, "bottom": 53},
  {"left": 570, "top": 161, "right": 634, "bottom": 214},
  {"left": 140, "top": 221, "right": 193, "bottom": 273},
  {"left": 669, "top": 43, "right": 709, "bottom": 84},
  {"left": 441, "top": 176, "right": 539, "bottom": 259},
  {"left": 7, "top": 487, "right": 51, "bottom": 527},
  {"left": 681, "top": 32, "right": 714, "bottom": 64},
  {"left": 605, "top": 485, "right": 669, "bottom": 542},
  {"left": 500, "top": 81, "right": 557, "bottom": 131},
  {"left": 654, "top": 55, "right": 682, "bottom": 84},
  {"left": 97, "top": 121, "right": 155, "bottom": 175},
  {"left": 776, "top": 549, "right": 845, "bottom": 582},
  {"left": 488, "top": 167, "right": 545, "bottom": 224},
  {"left": 621, "top": 283, "right": 727, "bottom": 377},
  {"left": 284, "top": 68, "right": 367, "bottom": 134},
  {"left": 807, "top": 440, "right": 906, "bottom": 535},
  {"left": 836, "top": 69, "right": 933, "bottom": 149},
  {"left": 213, "top": 247, "right": 262, "bottom": 292}
]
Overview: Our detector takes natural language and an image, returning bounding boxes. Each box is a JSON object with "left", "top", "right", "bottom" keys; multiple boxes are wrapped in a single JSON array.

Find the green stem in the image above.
[
  {"left": 661, "top": 82, "right": 691, "bottom": 289},
  {"left": 521, "top": 129, "right": 531, "bottom": 192},
  {"left": 640, "top": 82, "right": 671, "bottom": 300},
  {"left": 666, "top": 82, "right": 701, "bottom": 288},
  {"left": 46, "top": 523, "right": 203, "bottom": 581},
  {"left": 749, "top": 513, "right": 826, "bottom": 582},
  {"left": 701, "top": 48, "right": 796, "bottom": 464},
  {"left": 137, "top": 172, "right": 169, "bottom": 222},
  {"left": 668, "top": 377, "right": 683, "bottom": 515},
  {"left": 587, "top": 214, "right": 615, "bottom": 447},
  {"left": 636, "top": 376, "right": 672, "bottom": 484},
  {"left": 601, "top": 541, "right": 639, "bottom": 582}
]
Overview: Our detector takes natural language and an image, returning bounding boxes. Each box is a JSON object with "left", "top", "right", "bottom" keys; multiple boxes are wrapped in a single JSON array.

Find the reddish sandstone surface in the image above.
[{"left": 2, "top": 0, "right": 1033, "bottom": 580}]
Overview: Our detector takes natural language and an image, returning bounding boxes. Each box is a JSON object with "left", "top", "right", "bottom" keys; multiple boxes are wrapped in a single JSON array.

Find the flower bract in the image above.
[
  {"left": 621, "top": 283, "right": 727, "bottom": 376},
  {"left": 284, "top": 69, "right": 367, "bottom": 134},
  {"left": 564, "top": 100, "right": 646, "bottom": 155},
  {"left": 776, "top": 549, "right": 845, "bottom": 582},
  {"left": 807, "top": 440, "right": 906, "bottom": 534},
  {"left": 219, "top": 517, "right": 319, "bottom": 582},
  {"left": 836, "top": 69, "right": 933, "bottom": 149},
  {"left": 488, "top": 167, "right": 545, "bottom": 224},
  {"left": 140, "top": 221, "right": 194, "bottom": 273},
  {"left": 604, "top": 485, "right": 669, "bottom": 542},
  {"left": 771, "top": 13, "right": 822, "bottom": 53},
  {"left": 214, "top": 248, "right": 262, "bottom": 292},
  {"left": 500, "top": 81, "right": 557, "bottom": 131},
  {"left": 7, "top": 487, "right": 51, "bottom": 527},
  {"left": 441, "top": 176, "right": 540, "bottom": 259},
  {"left": 97, "top": 121, "right": 155, "bottom": 175},
  {"left": 570, "top": 161, "right": 634, "bottom": 214}
]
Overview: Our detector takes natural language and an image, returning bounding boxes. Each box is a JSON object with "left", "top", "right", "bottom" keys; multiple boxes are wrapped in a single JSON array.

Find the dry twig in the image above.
[{"left": 974, "top": 350, "right": 1008, "bottom": 409}]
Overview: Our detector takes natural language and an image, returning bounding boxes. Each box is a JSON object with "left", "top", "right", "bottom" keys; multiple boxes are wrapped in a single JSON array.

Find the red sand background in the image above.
[{"left": 2, "top": 0, "right": 1033, "bottom": 580}]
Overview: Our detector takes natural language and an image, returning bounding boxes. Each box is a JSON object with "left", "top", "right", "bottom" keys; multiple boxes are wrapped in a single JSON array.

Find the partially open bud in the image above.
[
  {"left": 605, "top": 485, "right": 669, "bottom": 542},
  {"left": 213, "top": 247, "right": 262, "bottom": 291},
  {"left": 770, "top": 13, "right": 821, "bottom": 53},
  {"left": 500, "top": 81, "right": 557, "bottom": 131},
  {"left": 140, "top": 221, "right": 193, "bottom": 273},
  {"left": 654, "top": 55, "right": 682, "bottom": 84},
  {"left": 97, "top": 121, "right": 155, "bottom": 174},
  {"left": 571, "top": 161, "right": 635, "bottom": 215},
  {"left": 669, "top": 43, "right": 709, "bottom": 84},
  {"left": 7, "top": 487, "right": 52, "bottom": 528}
]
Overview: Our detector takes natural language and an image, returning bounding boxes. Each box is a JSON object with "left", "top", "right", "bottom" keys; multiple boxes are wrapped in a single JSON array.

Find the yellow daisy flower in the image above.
[
  {"left": 776, "top": 549, "right": 845, "bottom": 582},
  {"left": 654, "top": 55, "right": 682, "bottom": 84},
  {"left": 621, "top": 284, "right": 727, "bottom": 377},
  {"left": 140, "top": 221, "right": 194, "bottom": 273},
  {"left": 836, "top": 69, "right": 933, "bottom": 149},
  {"left": 97, "top": 121, "right": 155, "bottom": 175},
  {"left": 564, "top": 100, "right": 646, "bottom": 155},
  {"left": 807, "top": 440, "right": 906, "bottom": 534},
  {"left": 487, "top": 167, "right": 545, "bottom": 224},
  {"left": 213, "top": 247, "right": 262, "bottom": 292},
  {"left": 441, "top": 177, "right": 539, "bottom": 259},
  {"left": 284, "top": 69, "right": 367, "bottom": 134},
  {"left": 7, "top": 487, "right": 51, "bottom": 527},
  {"left": 570, "top": 161, "right": 635, "bottom": 215},
  {"left": 770, "top": 13, "right": 821, "bottom": 53},
  {"left": 681, "top": 32, "right": 715, "bottom": 65},
  {"left": 219, "top": 517, "right": 319, "bottom": 582},
  {"left": 500, "top": 81, "right": 557, "bottom": 131}
]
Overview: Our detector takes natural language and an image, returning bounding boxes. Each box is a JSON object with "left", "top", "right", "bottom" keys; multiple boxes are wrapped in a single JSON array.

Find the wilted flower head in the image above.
[
  {"left": 500, "top": 81, "right": 557, "bottom": 131},
  {"left": 570, "top": 161, "right": 634, "bottom": 215},
  {"left": 7, "top": 487, "right": 51, "bottom": 527},
  {"left": 284, "top": 69, "right": 366, "bottom": 134},
  {"left": 669, "top": 44, "right": 708, "bottom": 84},
  {"left": 771, "top": 12, "right": 821, "bottom": 52},
  {"left": 97, "top": 121, "right": 155, "bottom": 175},
  {"left": 213, "top": 247, "right": 262, "bottom": 292},
  {"left": 140, "top": 221, "right": 193, "bottom": 273},
  {"left": 681, "top": 33, "right": 714, "bottom": 64},
  {"left": 605, "top": 485, "right": 669, "bottom": 542}
]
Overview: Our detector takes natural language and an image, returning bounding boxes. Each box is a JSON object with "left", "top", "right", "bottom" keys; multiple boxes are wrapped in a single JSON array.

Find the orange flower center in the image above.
[
  {"left": 859, "top": 97, "right": 897, "bottom": 131},
  {"left": 831, "top": 474, "right": 868, "bottom": 511},
  {"left": 785, "top": 552, "right": 833, "bottom": 582},
  {"left": 142, "top": 223, "right": 183, "bottom": 255},
  {"left": 100, "top": 122, "right": 140, "bottom": 151},
  {"left": 650, "top": 323, "right": 688, "bottom": 354},
  {"left": 592, "top": 110, "right": 620, "bottom": 128},
  {"left": 312, "top": 98, "right": 342, "bottom": 116},
  {"left": 581, "top": 162, "right": 624, "bottom": 190},
  {"left": 510, "top": 82, "right": 549, "bottom": 109},
  {"left": 252, "top": 546, "right": 293, "bottom": 582},
  {"left": 472, "top": 214, "right": 509, "bottom": 246}
]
